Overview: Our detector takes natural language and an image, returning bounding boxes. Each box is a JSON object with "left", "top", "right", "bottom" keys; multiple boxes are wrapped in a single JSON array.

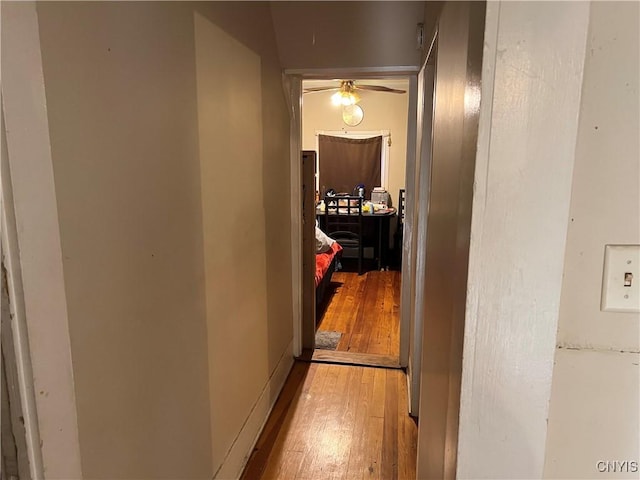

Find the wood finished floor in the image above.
[
  {"left": 317, "top": 270, "right": 401, "bottom": 358},
  {"left": 241, "top": 361, "right": 417, "bottom": 480}
]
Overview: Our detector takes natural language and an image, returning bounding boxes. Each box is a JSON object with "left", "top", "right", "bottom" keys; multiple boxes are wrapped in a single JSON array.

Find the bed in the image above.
[{"left": 315, "top": 228, "right": 342, "bottom": 310}]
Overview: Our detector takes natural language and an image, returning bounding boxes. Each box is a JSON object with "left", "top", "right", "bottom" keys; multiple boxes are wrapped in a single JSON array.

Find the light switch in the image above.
[{"left": 601, "top": 244, "right": 640, "bottom": 313}]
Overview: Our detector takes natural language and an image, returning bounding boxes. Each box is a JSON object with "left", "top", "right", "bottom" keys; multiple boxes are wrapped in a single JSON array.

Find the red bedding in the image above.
[{"left": 315, "top": 242, "right": 342, "bottom": 288}]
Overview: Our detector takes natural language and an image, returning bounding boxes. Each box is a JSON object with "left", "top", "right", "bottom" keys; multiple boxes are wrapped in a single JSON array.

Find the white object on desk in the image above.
[{"left": 371, "top": 190, "right": 390, "bottom": 206}]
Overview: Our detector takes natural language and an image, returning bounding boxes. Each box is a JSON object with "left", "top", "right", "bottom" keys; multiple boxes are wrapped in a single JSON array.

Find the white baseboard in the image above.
[{"left": 214, "top": 339, "right": 294, "bottom": 480}]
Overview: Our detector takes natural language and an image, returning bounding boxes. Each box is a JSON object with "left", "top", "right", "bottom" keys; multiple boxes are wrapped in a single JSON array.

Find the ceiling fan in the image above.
[{"left": 303, "top": 80, "right": 406, "bottom": 106}]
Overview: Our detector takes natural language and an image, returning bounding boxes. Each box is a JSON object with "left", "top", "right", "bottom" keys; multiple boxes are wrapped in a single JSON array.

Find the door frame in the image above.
[
  {"left": 284, "top": 66, "right": 419, "bottom": 359},
  {"left": 1, "top": 103, "right": 45, "bottom": 478},
  {"left": 1, "top": 3, "right": 83, "bottom": 475},
  {"left": 405, "top": 32, "right": 438, "bottom": 416}
]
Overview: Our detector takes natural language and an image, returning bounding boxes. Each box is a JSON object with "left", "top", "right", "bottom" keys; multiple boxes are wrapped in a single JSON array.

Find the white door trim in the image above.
[
  {"left": 284, "top": 75, "right": 304, "bottom": 357},
  {"left": 457, "top": 2, "right": 591, "bottom": 477},
  {"left": 1, "top": 2, "right": 83, "bottom": 476},
  {"left": 1, "top": 104, "right": 45, "bottom": 479},
  {"left": 406, "top": 57, "right": 436, "bottom": 417},
  {"left": 287, "top": 67, "right": 418, "bottom": 361},
  {"left": 399, "top": 75, "right": 418, "bottom": 369}
]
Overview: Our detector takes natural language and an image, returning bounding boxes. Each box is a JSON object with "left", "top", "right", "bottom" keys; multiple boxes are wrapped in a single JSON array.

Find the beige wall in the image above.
[
  {"left": 270, "top": 2, "right": 424, "bottom": 70},
  {"left": 302, "top": 83, "right": 409, "bottom": 212},
  {"left": 35, "top": 1, "right": 291, "bottom": 478},
  {"left": 544, "top": 2, "right": 640, "bottom": 478},
  {"left": 193, "top": 8, "right": 292, "bottom": 473}
]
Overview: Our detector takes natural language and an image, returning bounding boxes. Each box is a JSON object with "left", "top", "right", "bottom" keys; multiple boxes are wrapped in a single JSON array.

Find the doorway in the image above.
[{"left": 298, "top": 76, "right": 413, "bottom": 368}]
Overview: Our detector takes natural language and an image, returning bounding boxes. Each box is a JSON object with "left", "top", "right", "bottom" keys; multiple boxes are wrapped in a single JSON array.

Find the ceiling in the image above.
[{"left": 270, "top": 2, "right": 426, "bottom": 70}]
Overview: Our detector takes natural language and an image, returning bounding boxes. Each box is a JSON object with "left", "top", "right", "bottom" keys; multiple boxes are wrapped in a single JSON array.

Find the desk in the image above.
[{"left": 316, "top": 207, "right": 396, "bottom": 270}]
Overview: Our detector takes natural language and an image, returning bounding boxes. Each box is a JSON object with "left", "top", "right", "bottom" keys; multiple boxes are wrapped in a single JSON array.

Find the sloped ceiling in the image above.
[{"left": 270, "top": 1, "right": 425, "bottom": 70}]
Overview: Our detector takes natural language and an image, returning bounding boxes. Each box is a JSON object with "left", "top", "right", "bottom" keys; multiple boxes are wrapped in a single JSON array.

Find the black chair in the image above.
[
  {"left": 393, "top": 189, "right": 406, "bottom": 267},
  {"left": 324, "top": 195, "right": 364, "bottom": 275},
  {"left": 397, "top": 189, "right": 406, "bottom": 226}
]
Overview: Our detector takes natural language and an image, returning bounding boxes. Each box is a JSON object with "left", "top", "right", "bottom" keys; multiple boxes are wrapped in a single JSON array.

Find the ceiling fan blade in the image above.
[
  {"left": 356, "top": 85, "right": 406, "bottom": 94},
  {"left": 303, "top": 87, "right": 340, "bottom": 93}
]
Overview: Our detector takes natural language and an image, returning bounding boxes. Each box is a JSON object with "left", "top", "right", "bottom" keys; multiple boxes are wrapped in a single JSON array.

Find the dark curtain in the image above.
[{"left": 318, "top": 135, "right": 382, "bottom": 197}]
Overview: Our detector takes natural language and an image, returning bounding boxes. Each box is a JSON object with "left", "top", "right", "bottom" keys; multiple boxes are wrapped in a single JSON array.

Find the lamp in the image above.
[{"left": 331, "top": 81, "right": 361, "bottom": 106}]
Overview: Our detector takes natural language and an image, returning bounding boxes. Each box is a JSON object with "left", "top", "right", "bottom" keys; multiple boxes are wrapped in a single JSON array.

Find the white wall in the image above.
[
  {"left": 544, "top": 2, "right": 640, "bottom": 478},
  {"left": 26, "top": 2, "right": 292, "bottom": 478},
  {"left": 457, "top": 2, "right": 591, "bottom": 478},
  {"left": 302, "top": 82, "right": 409, "bottom": 213},
  {"left": 270, "top": 2, "right": 424, "bottom": 70}
]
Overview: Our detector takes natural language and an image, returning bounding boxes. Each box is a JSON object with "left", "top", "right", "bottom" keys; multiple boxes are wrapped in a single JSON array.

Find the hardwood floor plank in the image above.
[
  {"left": 337, "top": 273, "right": 365, "bottom": 352},
  {"left": 307, "top": 365, "right": 351, "bottom": 479},
  {"left": 317, "top": 270, "right": 400, "bottom": 359},
  {"left": 370, "top": 368, "right": 386, "bottom": 419},
  {"left": 353, "top": 273, "right": 380, "bottom": 353},
  {"left": 362, "top": 369, "right": 387, "bottom": 479},
  {"left": 380, "top": 272, "right": 396, "bottom": 355},
  {"left": 309, "top": 350, "right": 400, "bottom": 369},
  {"left": 398, "top": 372, "right": 418, "bottom": 480},
  {"left": 389, "top": 272, "right": 401, "bottom": 357},
  {"left": 382, "top": 369, "right": 400, "bottom": 480},
  {"left": 269, "top": 451, "right": 303, "bottom": 480},
  {"left": 344, "top": 367, "right": 376, "bottom": 480},
  {"left": 291, "top": 364, "right": 332, "bottom": 478}
]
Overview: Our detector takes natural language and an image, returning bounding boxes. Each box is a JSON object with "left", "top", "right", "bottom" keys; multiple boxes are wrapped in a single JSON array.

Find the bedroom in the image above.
[{"left": 302, "top": 77, "right": 410, "bottom": 366}]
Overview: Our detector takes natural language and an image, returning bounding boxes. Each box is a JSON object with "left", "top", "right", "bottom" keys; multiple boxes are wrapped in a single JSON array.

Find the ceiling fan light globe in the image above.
[{"left": 331, "top": 91, "right": 343, "bottom": 106}]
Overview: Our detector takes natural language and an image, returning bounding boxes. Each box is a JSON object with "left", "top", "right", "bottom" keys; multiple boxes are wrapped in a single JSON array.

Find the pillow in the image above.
[{"left": 315, "top": 226, "right": 335, "bottom": 254}]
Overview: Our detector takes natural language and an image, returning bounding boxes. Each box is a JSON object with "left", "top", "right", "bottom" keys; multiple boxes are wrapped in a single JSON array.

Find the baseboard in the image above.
[{"left": 214, "top": 339, "right": 294, "bottom": 480}]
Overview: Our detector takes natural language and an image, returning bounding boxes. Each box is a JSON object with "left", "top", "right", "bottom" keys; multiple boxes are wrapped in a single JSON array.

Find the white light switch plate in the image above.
[{"left": 601, "top": 244, "right": 640, "bottom": 313}]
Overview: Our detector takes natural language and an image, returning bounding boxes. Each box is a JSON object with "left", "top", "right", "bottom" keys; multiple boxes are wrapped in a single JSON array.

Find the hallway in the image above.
[{"left": 241, "top": 361, "right": 417, "bottom": 479}]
